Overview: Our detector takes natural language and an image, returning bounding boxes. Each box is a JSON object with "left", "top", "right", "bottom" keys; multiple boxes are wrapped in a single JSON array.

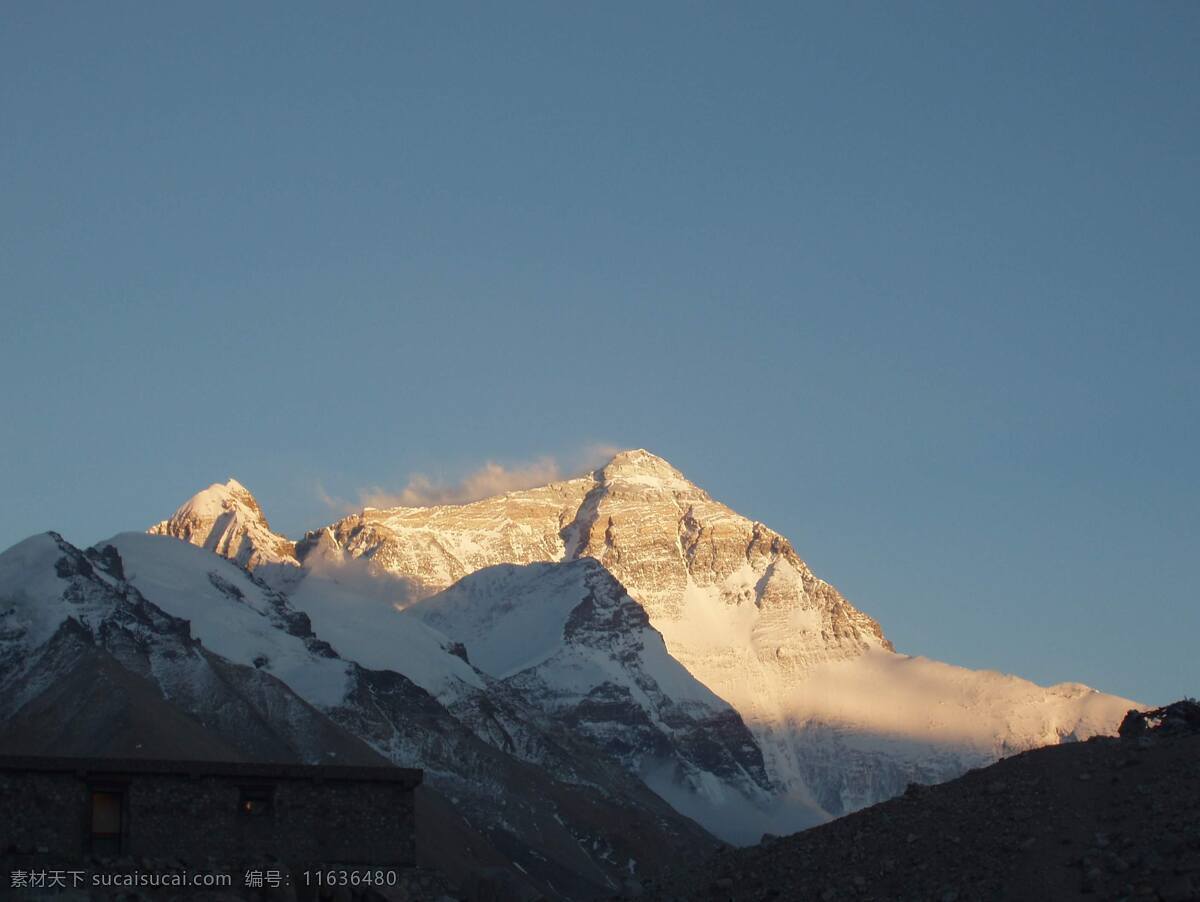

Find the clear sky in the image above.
[{"left": 2, "top": 3, "right": 1197, "bottom": 706}]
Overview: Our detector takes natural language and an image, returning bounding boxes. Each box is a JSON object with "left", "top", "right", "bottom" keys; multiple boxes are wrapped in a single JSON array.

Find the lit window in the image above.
[
  {"left": 90, "top": 790, "right": 123, "bottom": 855},
  {"left": 238, "top": 786, "right": 273, "bottom": 817}
]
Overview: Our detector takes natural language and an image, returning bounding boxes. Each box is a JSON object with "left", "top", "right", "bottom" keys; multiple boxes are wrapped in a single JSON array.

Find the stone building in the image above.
[{"left": 0, "top": 755, "right": 421, "bottom": 868}]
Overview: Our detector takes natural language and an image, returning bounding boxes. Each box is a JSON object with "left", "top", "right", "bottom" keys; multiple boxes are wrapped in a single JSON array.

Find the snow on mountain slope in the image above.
[
  {"left": 102, "top": 533, "right": 722, "bottom": 896},
  {"left": 411, "top": 560, "right": 623, "bottom": 679},
  {"left": 0, "top": 533, "right": 383, "bottom": 765},
  {"left": 259, "top": 530, "right": 484, "bottom": 702},
  {"left": 146, "top": 494, "right": 748, "bottom": 814},
  {"left": 107, "top": 533, "right": 353, "bottom": 706},
  {"left": 714, "top": 645, "right": 1138, "bottom": 817},
  {"left": 408, "top": 559, "right": 800, "bottom": 843},
  {"left": 309, "top": 449, "right": 1140, "bottom": 822},
  {"left": 143, "top": 460, "right": 1140, "bottom": 833},
  {"left": 0, "top": 533, "right": 118, "bottom": 653},
  {"left": 150, "top": 478, "right": 298, "bottom": 569},
  {"left": 111, "top": 531, "right": 483, "bottom": 704}
]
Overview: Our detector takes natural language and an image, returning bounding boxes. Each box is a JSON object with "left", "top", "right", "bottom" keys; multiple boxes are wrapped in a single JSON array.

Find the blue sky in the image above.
[{"left": 2, "top": 3, "right": 1196, "bottom": 705}]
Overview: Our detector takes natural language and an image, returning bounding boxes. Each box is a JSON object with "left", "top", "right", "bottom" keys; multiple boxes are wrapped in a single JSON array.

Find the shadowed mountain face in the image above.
[
  {"left": 0, "top": 533, "right": 380, "bottom": 765},
  {"left": 0, "top": 531, "right": 719, "bottom": 899},
  {"left": 0, "top": 633, "right": 250, "bottom": 761},
  {"left": 407, "top": 558, "right": 789, "bottom": 842}
]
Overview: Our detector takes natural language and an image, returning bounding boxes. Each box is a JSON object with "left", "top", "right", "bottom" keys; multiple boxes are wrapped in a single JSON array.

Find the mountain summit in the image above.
[
  {"left": 149, "top": 477, "right": 297, "bottom": 569},
  {"left": 598, "top": 448, "right": 699, "bottom": 491}
]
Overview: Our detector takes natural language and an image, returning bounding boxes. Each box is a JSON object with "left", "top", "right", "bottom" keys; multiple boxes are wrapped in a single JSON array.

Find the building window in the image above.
[
  {"left": 90, "top": 790, "right": 123, "bottom": 855},
  {"left": 238, "top": 786, "right": 274, "bottom": 817}
]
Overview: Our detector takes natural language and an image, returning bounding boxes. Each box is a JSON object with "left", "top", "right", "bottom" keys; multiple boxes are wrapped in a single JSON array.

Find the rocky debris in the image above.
[
  {"left": 1119, "top": 700, "right": 1200, "bottom": 738},
  {"left": 651, "top": 709, "right": 1200, "bottom": 901}
]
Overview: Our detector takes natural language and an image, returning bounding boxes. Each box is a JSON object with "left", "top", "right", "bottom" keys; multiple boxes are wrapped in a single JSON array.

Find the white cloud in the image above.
[
  {"left": 360, "top": 456, "right": 562, "bottom": 507},
  {"left": 350, "top": 445, "right": 624, "bottom": 510}
]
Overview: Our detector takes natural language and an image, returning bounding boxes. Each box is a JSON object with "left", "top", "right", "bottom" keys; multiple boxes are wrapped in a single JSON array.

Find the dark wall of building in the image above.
[
  {"left": 0, "top": 760, "right": 417, "bottom": 868},
  {"left": 2, "top": 770, "right": 86, "bottom": 858}
]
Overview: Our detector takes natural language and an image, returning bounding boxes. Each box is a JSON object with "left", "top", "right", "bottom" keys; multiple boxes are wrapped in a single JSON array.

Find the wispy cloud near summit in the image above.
[
  {"left": 362, "top": 457, "right": 562, "bottom": 508},
  {"left": 318, "top": 444, "right": 622, "bottom": 513}
]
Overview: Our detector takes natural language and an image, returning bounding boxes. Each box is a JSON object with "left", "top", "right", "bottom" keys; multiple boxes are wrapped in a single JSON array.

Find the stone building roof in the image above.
[{"left": 0, "top": 755, "right": 422, "bottom": 787}]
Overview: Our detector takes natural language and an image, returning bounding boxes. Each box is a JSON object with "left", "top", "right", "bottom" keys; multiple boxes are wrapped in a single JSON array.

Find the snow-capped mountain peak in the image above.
[
  {"left": 142, "top": 451, "right": 1140, "bottom": 835},
  {"left": 599, "top": 449, "right": 704, "bottom": 495},
  {"left": 295, "top": 449, "right": 1136, "bottom": 820},
  {"left": 405, "top": 556, "right": 797, "bottom": 842},
  {"left": 0, "top": 532, "right": 116, "bottom": 652},
  {"left": 149, "top": 477, "right": 298, "bottom": 569}
]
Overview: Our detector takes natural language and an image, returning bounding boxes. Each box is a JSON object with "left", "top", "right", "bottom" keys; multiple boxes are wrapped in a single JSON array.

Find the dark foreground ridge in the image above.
[{"left": 657, "top": 700, "right": 1200, "bottom": 902}]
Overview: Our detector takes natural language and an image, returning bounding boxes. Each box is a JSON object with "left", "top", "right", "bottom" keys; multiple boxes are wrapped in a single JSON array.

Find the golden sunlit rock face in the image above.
[
  {"left": 320, "top": 449, "right": 889, "bottom": 673},
  {"left": 326, "top": 477, "right": 593, "bottom": 591},
  {"left": 149, "top": 478, "right": 297, "bottom": 570}
]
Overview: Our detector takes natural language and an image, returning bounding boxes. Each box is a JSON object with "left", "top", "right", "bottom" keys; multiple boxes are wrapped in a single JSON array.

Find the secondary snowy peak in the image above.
[
  {"left": 149, "top": 478, "right": 298, "bottom": 569},
  {"left": 0, "top": 532, "right": 120, "bottom": 658},
  {"left": 0, "top": 532, "right": 382, "bottom": 764},
  {"left": 406, "top": 558, "right": 796, "bottom": 844}
]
